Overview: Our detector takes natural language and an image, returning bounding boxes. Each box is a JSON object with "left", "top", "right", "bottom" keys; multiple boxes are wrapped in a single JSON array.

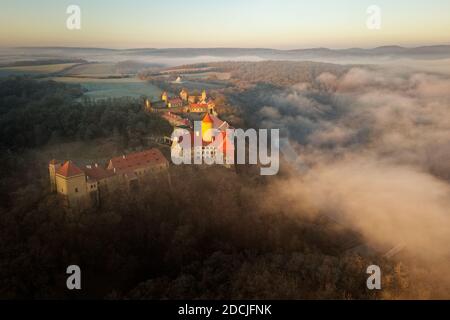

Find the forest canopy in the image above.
[
  {"left": 0, "top": 77, "right": 171, "bottom": 151},
  {"left": 0, "top": 75, "right": 440, "bottom": 300}
]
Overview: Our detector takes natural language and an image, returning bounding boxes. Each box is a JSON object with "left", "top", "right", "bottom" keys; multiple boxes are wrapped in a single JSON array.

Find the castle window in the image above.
[{"left": 75, "top": 188, "right": 79, "bottom": 193}]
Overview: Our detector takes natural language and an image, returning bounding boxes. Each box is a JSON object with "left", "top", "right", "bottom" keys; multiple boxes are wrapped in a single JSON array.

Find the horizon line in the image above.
[{"left": 4, "top": 44, "right": 450, "bottom": 51}]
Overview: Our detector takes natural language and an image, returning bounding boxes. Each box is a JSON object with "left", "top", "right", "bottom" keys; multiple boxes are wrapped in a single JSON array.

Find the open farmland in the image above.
[
  {"left": 61, "top": 62, "right": 121, "bottom": 77},
  {"left": 0, "top": 63, "right": 79, "bottom": 77},
  {"left": 49, "top": 76, "right": 162, "bottom": 100}
]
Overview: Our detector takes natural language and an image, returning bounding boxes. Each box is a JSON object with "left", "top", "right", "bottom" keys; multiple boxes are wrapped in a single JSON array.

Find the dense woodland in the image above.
[
  {"left": 0, "top": 78, "right": 171, "bottom": 151},
  {"left": 1, "top": 163, "right": 410, "bottom": 299},
  {"left": 150, "top": 61, "right": 352, "bottom": 87},
  {"left": 214, "top": 61, "right": 351, "bottom": 86},
  {"left": 0, "top": 77, "right": 423, "bottom": 299},
  {"left": 0, "top": 78, "right": 171, "bottom": 207}
]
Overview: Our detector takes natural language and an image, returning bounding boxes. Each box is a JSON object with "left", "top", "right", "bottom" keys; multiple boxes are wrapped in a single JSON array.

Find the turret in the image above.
[
  {"left": 201, "top": 113, "right": 214, "bottom": 143},
  {"left": 161, "top": 91, "right": 168, "bottom": 103},
  {"left": 55, "top": 161, "right": 87, "bottom": 208}
]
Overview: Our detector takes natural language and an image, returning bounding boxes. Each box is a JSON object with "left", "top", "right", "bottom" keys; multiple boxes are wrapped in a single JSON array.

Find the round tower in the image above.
[{"left": 201, "top": 113, "right": 214, "bottom": 143}]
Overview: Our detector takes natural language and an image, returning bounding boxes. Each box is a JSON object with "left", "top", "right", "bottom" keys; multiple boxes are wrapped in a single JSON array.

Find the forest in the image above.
[
  {"left": 0, "top": 77, "right": 423, "bottom": 300},
  {"left": 0, "top": 77, "right": 171, "bottom": 207},
  {"left": 0, "top": 77, "right": 171, "bottom": 151},
  {"left": 145, "top": 61, "right": 353, "bottom": 87},
  {"left": 1, "top": 162, "right": 409, "bottom": 299}
]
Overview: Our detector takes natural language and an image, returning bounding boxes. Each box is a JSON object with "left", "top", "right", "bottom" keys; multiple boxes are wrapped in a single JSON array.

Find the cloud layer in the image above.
[{"left": 256, "top": 66, "right": 450, "bottom": 296}]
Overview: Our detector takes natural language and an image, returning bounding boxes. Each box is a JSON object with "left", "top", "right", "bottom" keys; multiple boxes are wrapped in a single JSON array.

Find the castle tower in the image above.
[
  {"left": 49, "top": 159, "right": 62, "bottom": 192},
  {"left": 201, "top": 89, "right": 207, "bottom": 102},
  {"left": 55, "top": 161, "right": 88, "bottom": 208},
  {"left": 201, "top": 113, "right": 214, "bottom": 143},
  {"left": 161, "top": 92, "right": 168, "bottom": 103}
]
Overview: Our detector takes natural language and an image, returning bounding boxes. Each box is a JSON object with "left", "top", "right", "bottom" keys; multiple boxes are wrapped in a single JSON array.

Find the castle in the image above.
[
  {"left": 49, "top": 148, "right": 168, "bottom": 208},
  {"left": 171, "top": 113, "right": 234, "bottom": 165},
  {"left": 146, "top": 89, "right": 216, "bottom": 114}
]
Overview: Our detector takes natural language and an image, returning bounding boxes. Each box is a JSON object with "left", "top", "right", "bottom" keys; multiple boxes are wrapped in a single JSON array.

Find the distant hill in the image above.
[
  {"left": 124, "top": 45, "right": 450, "bottom": 59},
  {"left": 13, "top": 45, "right": 450, "bottom": 60}
]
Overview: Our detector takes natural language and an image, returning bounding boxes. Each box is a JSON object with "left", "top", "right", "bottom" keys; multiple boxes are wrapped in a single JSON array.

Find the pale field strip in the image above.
[{"left": 0, "top": 63, "right": 79, "bottom": 74}]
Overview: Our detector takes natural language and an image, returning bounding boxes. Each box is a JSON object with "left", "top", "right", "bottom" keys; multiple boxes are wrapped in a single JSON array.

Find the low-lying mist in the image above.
[{"left": 252, "top": 65, "right": 450, "bottom": 297}]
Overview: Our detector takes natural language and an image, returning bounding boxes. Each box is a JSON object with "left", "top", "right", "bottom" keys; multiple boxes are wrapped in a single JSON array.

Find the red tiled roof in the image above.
[
  {"left": 189, "top": 103, "right": 208, "bottom": 108},
  {"left": 56, "top": 161, "right": 84, "bottom": 178},
  {"left": 202, "top": 113, "right": 213, "bottom": 123},
  {"left": 83, "top": 165, "right": 115, "bottom": 181},
  {"left": 209, "top": 114, "right": 230, "bottom": 130},
  {"left": 217, "top": 131, "right": 235, "bottom": 155},
  {"left": 109, "top": 149, "right": 168, "bottom": 174}
]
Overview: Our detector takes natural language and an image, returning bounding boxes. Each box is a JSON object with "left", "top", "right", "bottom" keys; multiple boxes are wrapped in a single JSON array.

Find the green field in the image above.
[
  {"left": 1, "top": 61, "right": 224, "bottom": 100},
  {"left": 61, "top": 62, "right": 119, "bottom": 77},
  {"left": 50, "top": 76, "right": 162, "bottom": 100},
  {"left": 0, "top": 63, "right": 78, "bottom": 77},
  {"left": 7, "top": 61, "right": 165, "bottom": 100}
]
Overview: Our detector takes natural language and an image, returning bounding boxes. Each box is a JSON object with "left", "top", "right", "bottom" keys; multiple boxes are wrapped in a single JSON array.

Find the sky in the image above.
[{"left": 1, "top": 0, "right": 450, "bottom": 49}]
